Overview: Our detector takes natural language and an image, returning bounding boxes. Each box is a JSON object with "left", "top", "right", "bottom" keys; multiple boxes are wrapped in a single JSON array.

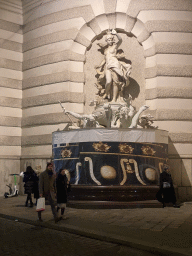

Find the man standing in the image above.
[{"left": 38, "top": 162, "right": 59, "bottom": 222}]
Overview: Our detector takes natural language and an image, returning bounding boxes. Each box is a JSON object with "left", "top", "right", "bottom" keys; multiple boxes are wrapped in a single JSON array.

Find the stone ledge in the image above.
[
  {"left": 0, "top": 116, "right": 21, "bottom": 127},
  {"left": 22, "top": 71, "right": 85, "bottom": 89},
  {"left": 0, "top": 97, "right": 22, "bottom": 108},
  {"left": 23, "top": 51, "right": 85, "bottom": 71},
  {"left": 169, "top": 133, "right": 192, "bottom": 143},
  {"left": 23, "top": 28, "right": 79, "bottom": 52},
  {"left": 155, "top": 43, "right": 192, "bottom": 55},
  {"left": 145, "top": 65, "right": 192, "bottom": 78},
  {"left": 0, "top": 135, "right": 21, "bottom": 146},
  {"left": 23, "top": 5, "right": 96, "bottom": 34},
  {"left": 0, "top": 77, "right": 22, "bottom": 89},
  {"left": 127, "top": 1, "right": 192, "bottom": 18},
  {"left": 148, "top": 109, "right": 192, "bottom": 120},
  {"left": 0, "top": 19, "right": 22, "bottom": 33},
  {"left": 21, "top": 113, "right": 75, "bottom": 127},
  {"left": 146, "top": 87, "right": 192, "bottom": 99},
  {"left": 21, "top": 134, "right": 52, "bottom": 146},
  {"left": 145, "top": 21, "right": 192, "bottom": 33},
  {"left": 22, "top": 92, "right": 85, "bottom": 108},
  {"left": 0, "top": 58, "right": 22, "bottom": 71},
  {"left": 0, "top": 39, "right": 22, "bottom": 52}
]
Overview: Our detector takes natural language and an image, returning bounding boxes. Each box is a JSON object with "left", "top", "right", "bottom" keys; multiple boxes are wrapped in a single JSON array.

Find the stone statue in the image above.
[
  {"left": 95, "top": 29, "right": 132, "bottom": 103},
  {"left": 138, "top": 114, "right": 158, "bottom": 129},
  {"left": 59, "top": 27, "right": 152, "bottom": 131},
  {"left": 112, "top": 97, "right": 149, "bottom": 129},
  {"left": 112, "top": 96, "right": 135, "bottom": 128},
  {"left": 59, "top": 101, "right": 102, "bottom": 129},
  {"left": 65, "top": 110, "right": 101, "bottom": 129}
]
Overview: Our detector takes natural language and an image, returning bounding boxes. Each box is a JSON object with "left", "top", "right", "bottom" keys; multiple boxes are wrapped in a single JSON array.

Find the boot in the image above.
[
  {"left": 29, "top": 202, "right": 34, "bottom": 207},
  {"left": 38, "top": 211, "right": 43, "bottom": 222},
  {"left": 60, "top": 208, "right": 67, "bottom": 220}
]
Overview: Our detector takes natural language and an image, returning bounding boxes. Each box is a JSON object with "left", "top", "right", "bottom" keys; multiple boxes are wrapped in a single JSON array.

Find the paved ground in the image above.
[
  {"left": 0, "top": 218, "right": 157, "bottom": 256},
  {"left": 0, "top": 196, "right": 192, "bottom": 256}
]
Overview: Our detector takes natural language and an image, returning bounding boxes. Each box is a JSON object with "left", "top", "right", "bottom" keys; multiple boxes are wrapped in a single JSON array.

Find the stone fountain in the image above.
[{"left": 53, "top": 29, "right": 168, "bottom": 203}]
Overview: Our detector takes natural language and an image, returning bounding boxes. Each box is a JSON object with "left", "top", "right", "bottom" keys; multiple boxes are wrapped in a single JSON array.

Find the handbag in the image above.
[
  {"left": 163, "top": 182, "right": 171, "bottom": 189},
  {"left": 36, "top": 197, "right": 45, "bottom": 212}
]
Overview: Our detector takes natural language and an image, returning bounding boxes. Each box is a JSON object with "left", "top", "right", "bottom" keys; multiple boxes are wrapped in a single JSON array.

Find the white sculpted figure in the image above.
[
  {"left": 95, "top": 29, "right": 132, "bottom": 103},
  {"left": 112, "top": 97, "right": 149, "bottom": 129},
  {"left": 62, "top": 108, "right": 101, "bottom": 129}
]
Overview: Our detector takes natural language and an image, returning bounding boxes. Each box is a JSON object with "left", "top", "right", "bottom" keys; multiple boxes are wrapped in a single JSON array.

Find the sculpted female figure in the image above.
[{"left": 95, "top": 29, "right": 131, "bottom": 103}]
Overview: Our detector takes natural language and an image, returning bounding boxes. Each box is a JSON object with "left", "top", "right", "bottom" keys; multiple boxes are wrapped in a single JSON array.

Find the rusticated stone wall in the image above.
[
  {"left": 0, "top": 0, "right": 22, "bottom": 195},
  {"left": 0, "top": 0, "right": 191, "bottom": 200}
]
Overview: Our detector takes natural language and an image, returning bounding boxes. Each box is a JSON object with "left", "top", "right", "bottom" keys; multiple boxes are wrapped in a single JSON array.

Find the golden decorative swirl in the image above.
[
  {"left": 119, "top": 143, "right": 134, "bottom": 154},
  {"left": 141, "top": 146, "right": 156, "bottom": 156},
  {"left": 92, "top": 142, "right": 111, "bottom": 152},
  {"left": 61, "top": 149, "right": 72, "bottom": 158}
]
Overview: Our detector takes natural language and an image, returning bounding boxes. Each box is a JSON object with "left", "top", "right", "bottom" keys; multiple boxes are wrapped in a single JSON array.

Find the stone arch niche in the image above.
[{"left": 70, "top": 13, "right": 156, "bottom": 115}]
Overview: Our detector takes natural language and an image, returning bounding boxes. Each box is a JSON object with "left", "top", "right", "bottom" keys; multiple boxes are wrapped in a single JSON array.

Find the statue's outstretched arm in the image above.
[{"left": 65, "top": 111, "right": 83, "bottom": 120}]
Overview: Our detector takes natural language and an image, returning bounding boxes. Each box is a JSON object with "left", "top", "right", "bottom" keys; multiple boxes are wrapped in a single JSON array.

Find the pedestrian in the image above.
[
  {"left": 56, "top": 168, "right": 71, "bottom": 220},
  {"left": 23, "top": 166, "right": 37, "bottom": 207},
  {"left": 38, "top": 162, "right": 59, "bottom": 223},
  {"left": 33, "top": 170, "right": 40, "bottom": 206},
  {"left": 156, "top": 165, "right": 180, "bottom": 208},
  {"left": 34, "top": 166, "right": 43, "bottom": 205}
]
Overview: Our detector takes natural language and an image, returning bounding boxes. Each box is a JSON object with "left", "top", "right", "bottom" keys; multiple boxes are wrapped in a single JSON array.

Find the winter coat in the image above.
[
  {"left": 156, "top": 171, "right": 176, "bottom": 204},
  {"left": 33, "top": 175, "right": 39, "bottom": 199},
  {"left": 39, "top": 169, "right": 56, "bottom": 199},
  {"left": 56, "top": 173, "right": 69, "bottom": 204},
  {"left": 23, "top": 171, "right": 38, "bottom": 194}
]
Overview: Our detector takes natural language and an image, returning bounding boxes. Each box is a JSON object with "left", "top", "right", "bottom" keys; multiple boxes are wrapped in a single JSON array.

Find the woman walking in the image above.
[
  {"left": 56, "top": 168, "right": 70, "bottom": 219},
  {"left": 23, "top": 166, "right": 38, "bottom": 207}
]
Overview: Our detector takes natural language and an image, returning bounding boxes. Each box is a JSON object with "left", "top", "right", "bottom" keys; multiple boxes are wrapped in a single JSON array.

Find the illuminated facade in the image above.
[{"left": 0, "top": 0, "right": 191, "bottom": 200}]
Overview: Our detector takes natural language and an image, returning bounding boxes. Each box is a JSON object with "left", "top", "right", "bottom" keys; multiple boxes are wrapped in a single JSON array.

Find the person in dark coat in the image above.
[
  {"left": 156, "top": 165, "right": 180, "bottom": 208},
  {"left": 23, "top": 166, "right": 38, "bottom": 207},
  {"left": 33, "top": 171, "right": 40, "bottom": 206},
  {"left": 56, "top": 168, "right": 71, "bottom": 219},
  {"left": 38, "top": 162, "right": 59, "bottom": 223}
]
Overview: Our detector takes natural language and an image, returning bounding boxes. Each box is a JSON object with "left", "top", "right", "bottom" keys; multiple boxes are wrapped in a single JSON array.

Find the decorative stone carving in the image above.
[
  {"left": 95, "top": 29, "right": 132, "bottom": 103},
  {"left": 59, "top": 30, "right": 158, "bottom": 130}
]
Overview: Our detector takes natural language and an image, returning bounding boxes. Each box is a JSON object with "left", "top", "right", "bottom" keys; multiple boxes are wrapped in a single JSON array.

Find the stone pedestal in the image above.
[{"left": 52, "top": 128, "right": 168, "bottom": 202}]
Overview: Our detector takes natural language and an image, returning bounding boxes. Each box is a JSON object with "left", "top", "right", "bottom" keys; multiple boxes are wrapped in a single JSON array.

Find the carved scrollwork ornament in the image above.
[{"left": 61, "top": 149, "right": 72, "bottom": 158}]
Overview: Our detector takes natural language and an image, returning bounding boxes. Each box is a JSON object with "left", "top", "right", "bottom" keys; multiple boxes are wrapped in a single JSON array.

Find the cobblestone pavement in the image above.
[
  {"left": 0, "top": 196, "right": 192, "bottom": 256},
  {"left": 66, "top": 206, "right": 192, "bottom": 232},
  {"left": 0, "top": 218, "right": 157, "bottom": 256}
]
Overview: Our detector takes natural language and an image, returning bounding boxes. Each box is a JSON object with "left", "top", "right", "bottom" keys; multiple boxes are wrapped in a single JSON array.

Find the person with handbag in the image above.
[
  {"left": 156, "top": 165, "right": 180, "bottom": 208},
  {"left": 38, "top": 162, "right": 60, "bottom": 223},
  {"left": 56, "top": 168, "right": 71, "bottom": 220}
]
